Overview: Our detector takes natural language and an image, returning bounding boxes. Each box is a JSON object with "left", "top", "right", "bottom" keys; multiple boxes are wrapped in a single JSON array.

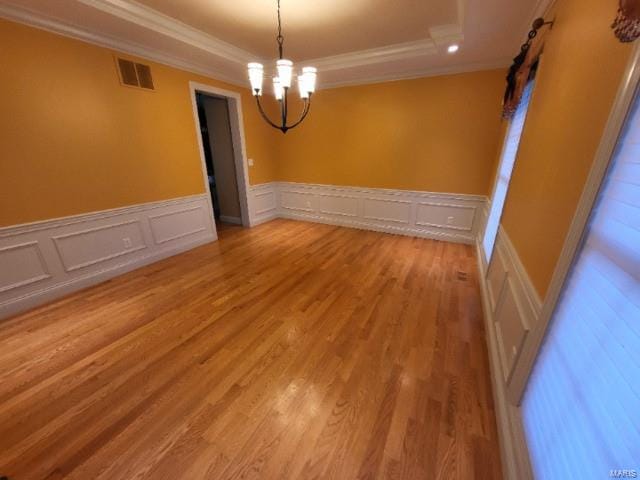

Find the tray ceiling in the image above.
[
  {"left": 135, "top": 0, "right": 459, "bottom": 59},
  {"left": 0, "top": 0, "right": 553, "bottom": 88}
]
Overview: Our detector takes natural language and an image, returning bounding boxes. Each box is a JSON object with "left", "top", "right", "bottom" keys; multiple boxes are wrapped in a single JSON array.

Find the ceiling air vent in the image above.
[{"left": 116, "top": 57, "right": 155, "bottom": 91}]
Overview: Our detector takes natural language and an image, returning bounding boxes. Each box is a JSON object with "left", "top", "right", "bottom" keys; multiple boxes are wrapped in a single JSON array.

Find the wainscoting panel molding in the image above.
[
  {"left": 53, "top": 220, "right": 147, "bottom": 272},
  {"left": 476, "top": 226, "right": 542, "bottom": 480},
  {"left": 250, "top": 182, "right": 487, "bottom": 244},
  {"left": 249, "top": 183, "right": 278, "bottom": 226},
  {"left": 362, "top": 197, "right": 412, "bottom": 224},
  {"left": 0, "top": 241, "right": 51, "bottom": 294},
  {"left": 316, "top": 193, "right": 359, "bottom": 218},
  {"left": 0, "top": 194, "right": 216, "bottom": 320},
  {"left": 148, "top": 206, "right": 206, "bottom": 245},
  {"left": 416, "top": 202, "right": 476, "bottom": 231}
]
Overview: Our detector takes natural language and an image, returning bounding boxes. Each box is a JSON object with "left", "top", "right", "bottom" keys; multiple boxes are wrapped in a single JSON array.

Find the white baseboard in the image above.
[
  {"left": 249, "top": 182, "right": 487, "bottom": 244},
  {"left": 476, "top": 227, "right": 541, "bottom": 480},
  {"left": 219, "top": 215, "right": 242, "bottom": 225},
  {"left": 0, "top": 194, "right": 216, "bottom": 320}
]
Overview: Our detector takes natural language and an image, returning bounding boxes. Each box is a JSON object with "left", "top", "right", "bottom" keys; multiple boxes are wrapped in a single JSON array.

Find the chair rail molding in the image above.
[
  {"left": 249, "top": 181, "right": 487, "bottom": 244},
  {"left": 0, "top": 194, "right": 216, "bottom": 320}
]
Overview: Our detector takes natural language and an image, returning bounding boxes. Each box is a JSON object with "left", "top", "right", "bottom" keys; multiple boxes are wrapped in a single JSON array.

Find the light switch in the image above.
[{"left": 248, "top": 158, "right": 254, "bottom": 166}]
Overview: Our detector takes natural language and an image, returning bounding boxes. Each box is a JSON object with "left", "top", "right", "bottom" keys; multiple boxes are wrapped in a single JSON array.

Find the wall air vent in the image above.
[
  {"left": 116, "top": 57, "right": 155, "bottom": 91},
  {"left": 134, "top": 63, "right": 154, "bottom": 90}
]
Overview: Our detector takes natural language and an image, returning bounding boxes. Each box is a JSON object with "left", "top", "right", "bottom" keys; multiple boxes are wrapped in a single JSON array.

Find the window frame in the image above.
[
  {"left": 483, "top": 81, "right": 537, "bottom": 267},
  {"left": 510, "top": 43, "right": 640, "bottom": 406}
]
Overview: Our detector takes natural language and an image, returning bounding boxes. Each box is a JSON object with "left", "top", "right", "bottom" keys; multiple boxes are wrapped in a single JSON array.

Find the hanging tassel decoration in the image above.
[
  {"left": 612, "top": 1, "right": 640, "bottom": 42},
  {"left": 502, "top": 18, "right": 551, "bottom": 119}
]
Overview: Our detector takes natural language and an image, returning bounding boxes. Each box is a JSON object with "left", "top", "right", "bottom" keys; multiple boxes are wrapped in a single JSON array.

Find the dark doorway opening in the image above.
[{"left": 195, "top": 93, "right": 242, "bottom": 226}]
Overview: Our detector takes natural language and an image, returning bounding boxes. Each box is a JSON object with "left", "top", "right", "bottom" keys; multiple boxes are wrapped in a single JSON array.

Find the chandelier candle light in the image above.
[{"left": 248, "top": 0, "right": 317, "bottom": 133}]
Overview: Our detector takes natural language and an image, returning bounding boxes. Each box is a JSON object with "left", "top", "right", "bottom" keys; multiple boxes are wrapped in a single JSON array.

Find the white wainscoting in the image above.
[
  {"left": 250, "top": 182, "right": 486, "bottom": 244},
  {"left": 0, "top": 194, "right": 216, "bottom": 320},
  {"left": 249, "top": 183, "right": 279, "bottom": 226},
  {"left": 476, "top": 226, "right": 542, "bottom": 480}
]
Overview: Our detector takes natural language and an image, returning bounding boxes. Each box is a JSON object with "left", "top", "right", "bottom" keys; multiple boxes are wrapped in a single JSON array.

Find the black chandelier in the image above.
[{"left": 247, "top": 0, "right": 317, "bottom": 134}]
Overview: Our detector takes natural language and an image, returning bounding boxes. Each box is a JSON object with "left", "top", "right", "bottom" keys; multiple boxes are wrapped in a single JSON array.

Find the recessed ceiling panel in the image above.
[
  {"left": 135, "top": 0, "right": 460, "bottom": 59},
  {"left": 0, "top": 0, "right": 551, "bottom": 87}
]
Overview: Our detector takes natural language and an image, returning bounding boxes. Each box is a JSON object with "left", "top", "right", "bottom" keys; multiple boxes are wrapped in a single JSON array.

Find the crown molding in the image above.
[
  {"left": 71, "top": 0, "right": 467, "bottom": 80},
  {"left": 76, "top": 0, "right": 259, "bottom": 65},
  {"left": 306, "top": 13, "right": 464, "bottom": 73},
  {"left": 308, "top": 39, "right": 439, "bottom": 72},
  {"left": 0, "top": 0, "right": 514, "bottom": 90},
  {"left": 319, "top": 59, "right": 510, "bottom": 90},
  {"left": 307, "top": 31, "right": 464, "bottom": 73},
  {"left": 0, "top": 2, "right": 247, "bottom": 86},
  {"left": 428, "top": 24, "right": 465, "bottom": 47}
]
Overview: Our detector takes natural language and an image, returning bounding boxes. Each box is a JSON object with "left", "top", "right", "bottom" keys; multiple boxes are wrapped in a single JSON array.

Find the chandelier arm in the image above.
[
  {"left": 282, "top": 88, "right": 289, "bottom": 127},
  {"left": 255, "top": 95, "right": 284, "bottom": 131},
  {"left": 286, "top": 97, "right": 312, "bottom": 131}
]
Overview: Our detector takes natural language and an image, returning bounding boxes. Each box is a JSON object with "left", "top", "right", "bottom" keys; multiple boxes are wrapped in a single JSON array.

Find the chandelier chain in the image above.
[{"left": 276, "top": 0, "right": 284, "bottom": 59}]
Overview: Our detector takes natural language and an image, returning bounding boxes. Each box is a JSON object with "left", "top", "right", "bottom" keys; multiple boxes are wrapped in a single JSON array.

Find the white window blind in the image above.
[
  {"left": 522, "top": 88, "right": 640, "bottom": 479},
  {"left": 483, "top": 82, "right": 534, "bottom": 262}
]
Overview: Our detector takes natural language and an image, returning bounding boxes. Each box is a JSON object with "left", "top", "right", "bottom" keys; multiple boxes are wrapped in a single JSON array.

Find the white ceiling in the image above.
[{"left": 0, "top": 0, "right": 553, "bottom": 88}]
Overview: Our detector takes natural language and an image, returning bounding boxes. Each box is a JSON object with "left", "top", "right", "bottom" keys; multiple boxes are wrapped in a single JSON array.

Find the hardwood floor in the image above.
[{"left": 0, "top": 219, "right": 502, "bottom": 480}]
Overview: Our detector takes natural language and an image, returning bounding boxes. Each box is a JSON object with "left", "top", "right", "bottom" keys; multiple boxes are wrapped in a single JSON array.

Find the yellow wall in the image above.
[
  {"left": 275, "top": 70, "right": 506, "bottom": 195},
  {"left": 0, "top": 18, "right": 278, "bottom": 227},
  {"left": 499, "top": 0, "right": 632, "bottom": 297}
]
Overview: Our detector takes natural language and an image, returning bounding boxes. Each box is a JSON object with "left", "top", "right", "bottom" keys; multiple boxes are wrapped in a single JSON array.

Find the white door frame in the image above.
[{"left": 188, "top": 82, "right": 252, "bottom": 231}]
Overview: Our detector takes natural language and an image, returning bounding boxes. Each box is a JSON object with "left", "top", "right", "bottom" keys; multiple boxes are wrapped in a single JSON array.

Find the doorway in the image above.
[
  {"left": 197, "top": 93, "right": 242, "bottom": 225},
  {"left": 189, "top": 82, "right": 252, "bottom": 232}
]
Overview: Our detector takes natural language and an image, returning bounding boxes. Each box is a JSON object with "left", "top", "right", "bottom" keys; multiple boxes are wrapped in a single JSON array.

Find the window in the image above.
[
  {"left": 483, "top": 82, "right": 534, "bottom": 262},
  {"left": 522, "top": 89, "right": 640, "bottom": 478}
]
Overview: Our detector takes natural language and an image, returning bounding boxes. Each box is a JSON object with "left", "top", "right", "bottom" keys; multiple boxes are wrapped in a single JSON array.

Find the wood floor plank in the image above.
[{"left": 0, "top": 219, "right": 502, "bottom": 480}]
